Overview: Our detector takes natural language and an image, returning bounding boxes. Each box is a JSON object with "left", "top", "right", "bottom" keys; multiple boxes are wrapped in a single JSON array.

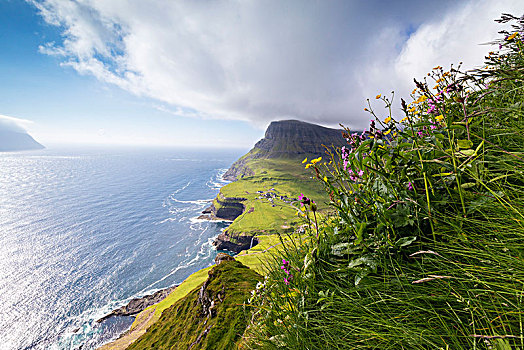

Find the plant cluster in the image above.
[{"left": 246, "top": 14, "right": 524, "bottom": 350}]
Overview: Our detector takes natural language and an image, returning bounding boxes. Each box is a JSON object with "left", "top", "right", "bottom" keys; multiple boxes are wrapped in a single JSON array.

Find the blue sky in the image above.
[
  {"left": 0, "top": 0, "right": 262, "bottom": 147},
  {"left": 0, "top": 0, "right": 521, "bottom": 147}
]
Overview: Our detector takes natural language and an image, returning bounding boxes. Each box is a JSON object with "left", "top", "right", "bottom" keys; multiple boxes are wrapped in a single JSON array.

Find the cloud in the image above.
[
  {"left": 30, "top": 0, "right": 522, "bottom": 129},
  {"left": 0, "top": 114, "right": 33, "bottom": 133}
]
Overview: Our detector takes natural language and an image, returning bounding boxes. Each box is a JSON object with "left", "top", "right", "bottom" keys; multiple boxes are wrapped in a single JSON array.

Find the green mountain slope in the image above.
[{"left": 126, "top": 259, "right": 261, "bottom": 350}]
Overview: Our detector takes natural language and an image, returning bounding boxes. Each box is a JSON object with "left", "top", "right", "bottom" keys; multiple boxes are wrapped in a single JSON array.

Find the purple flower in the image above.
[
  {"left": 358, "top": 170, "right": 364, "bottom": 177},
  {"left": 417, "top": 131, "right": 424, "bottom": 137},
  {"left": 407, "top": 182, "right": 414, "bottom": 191}
]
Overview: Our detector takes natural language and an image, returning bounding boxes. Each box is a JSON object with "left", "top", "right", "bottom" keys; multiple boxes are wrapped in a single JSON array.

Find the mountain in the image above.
[
  {"left": 0, "top": 130, "right": 44, "bottom": 152},
  {"left": 223, "top": 119, "right": 347, "bottom": 180}
]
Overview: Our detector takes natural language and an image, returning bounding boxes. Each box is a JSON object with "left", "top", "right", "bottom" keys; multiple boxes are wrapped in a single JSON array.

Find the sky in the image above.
[{"left": 0, "top": 0, "right": 522, "bottom": 148}]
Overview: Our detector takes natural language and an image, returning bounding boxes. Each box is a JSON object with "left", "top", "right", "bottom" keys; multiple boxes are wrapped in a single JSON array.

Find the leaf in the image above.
[
  {"left": 303, "top": 253, "right": 313, "bottom": 273},
  {"left": 355, "top": 222, "right": 367, "bottom": 245},
  {"left": 330, "top": 243, "right": 359, "bottom": 257},
  {"left": 460, "top": 182, "right": 476, "bottom": 189},
  {"left": 396, "top": 236, "right": 417, "bottom": 248},
  {"left": 348, "top": 256, "right": 378, "bottom": 272},
  {"left": 457, "top": 149, "right": 475, "bottom": 157},
  {"left": 493, "top": 339, "right": 512, "bottom": 350},
  {"left": 457, "top": 139, "right": 474, "bottom": 149}
]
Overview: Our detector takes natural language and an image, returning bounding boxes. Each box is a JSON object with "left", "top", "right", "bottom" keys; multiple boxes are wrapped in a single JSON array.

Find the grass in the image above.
[
  {"left": 218, "top": 158, "right": 330, "bottom": 236},
  {"left": 245, "top": 16, "right": 524, "bottom": 350},
  {"left": 127, "top": 260, "right": 262, "bottom": 350}
]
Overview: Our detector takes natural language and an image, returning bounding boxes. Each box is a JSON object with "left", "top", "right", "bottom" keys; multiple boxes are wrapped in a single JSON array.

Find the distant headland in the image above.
[{"left": 0, "top": 130, "right": 45, "bottom": 152}]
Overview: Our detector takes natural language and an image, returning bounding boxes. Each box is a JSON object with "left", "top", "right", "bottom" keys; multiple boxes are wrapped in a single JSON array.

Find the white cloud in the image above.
[
  {"left": 30, "top": 0, "right": 522, "bottom": 130},
  {"left": 0, "top": 114, "right": 34, "bottom": 133}
]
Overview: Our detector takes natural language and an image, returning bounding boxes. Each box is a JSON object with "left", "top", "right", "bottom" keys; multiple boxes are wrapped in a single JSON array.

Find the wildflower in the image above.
[
  {"left": 435, "top": 114, "right": 444, "bottom": 122},
  {"left": 411, "top": 88, "right": 417, "bottom": 95},
  {"left": 401, "top": 117, "right": 408, "bottom": 122},
  {"left": 376, "top": 94, "right": 381, "bottom": 99},
  {"left": 507, "top": 32, "right": 518, "bottom": 41},
  {"left": 311, "top": 157, "right": 322, "bottom": 165},
  {"left": 417, "top": 131, "right": 424, "bottom": 137},
  {"left": 302, "top": 157, "right": 308, "bottom": 164},
  {"left": 408, "top": 107, "right": 416, "bottom": 113},
  {"left": 305, "top": 163, "right": 312, "bottom": 169},
  {"left": 384, "top": 129, "right": 391, "bottom": 135},
  {"left": 407, "top": 182, "right": 414, "bottom": 191},
  {"left": 384, "top": 116, "right": 392, "bottom": 123},
  {"left": 358, "top": 170, "right": 364, "bottom": 177},
  {"left": 323, "top": 176, "right": 328, "bottom": 182}
]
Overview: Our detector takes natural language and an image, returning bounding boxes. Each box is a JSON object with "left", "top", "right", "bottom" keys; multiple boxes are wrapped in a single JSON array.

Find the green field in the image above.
[{"left": 218, "top": 158, "right": 330, "bottom": 235}]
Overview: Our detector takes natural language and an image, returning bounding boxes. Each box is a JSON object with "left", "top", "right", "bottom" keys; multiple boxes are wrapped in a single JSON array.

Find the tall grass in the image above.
[{"left": 245, "top": 14, "right": 524, "bottom": 350}]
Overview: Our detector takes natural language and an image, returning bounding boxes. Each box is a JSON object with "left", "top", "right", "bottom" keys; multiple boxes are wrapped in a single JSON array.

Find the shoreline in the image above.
[{"left": 96, "top": 285, "right": 177, "bottom": 324}]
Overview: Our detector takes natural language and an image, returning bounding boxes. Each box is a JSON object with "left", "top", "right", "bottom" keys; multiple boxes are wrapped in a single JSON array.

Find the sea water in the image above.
[{"left": 0, "top": 146, "right": 242, "bottom": 349}]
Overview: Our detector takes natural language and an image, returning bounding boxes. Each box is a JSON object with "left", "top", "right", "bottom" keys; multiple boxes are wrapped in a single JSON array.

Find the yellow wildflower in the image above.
[
  {"left": 302, "top": 157, "right": 308, "bottom": 164},
  {"left": 435, "top": 114, "right": 444, "bottom": 122},
  {"left": 507, "top": 32, "right": 518, "bottom": 40},
  {"left": 401, "top": 117, "right": 408, "bottom": 122},
  {"left": 408, "top": 107, "right": 416, "bottom": 113},
  {"left": 433, "top": 85, "right": 439, "bottom": 90},
  {"left": 323, "top": 176, "right": 328, "bottom": 182},
  {"left": 384, "top": 129, "right": 391, "bottom": 135},
  {"left": 305, "top": 163, "right": 312, "bottom": 169},
  {"left": 311, "top": 157, "right": 322, "bottom": 165},
  {"left": 385, "top": 116, "right": 392, "bottom": 123},
  {"left": 376, "top": 94, "right": 381, "bottom": 99}
]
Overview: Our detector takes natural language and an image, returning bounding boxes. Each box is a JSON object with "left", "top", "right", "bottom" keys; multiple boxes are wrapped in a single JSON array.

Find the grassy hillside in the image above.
[
  {"left": 245, "top": 15, "right": 524, "bottom": 350},
  {"left": 218, "top": 158, "right": 330, "bottom": 236},
  {"left": 127, "top": 260, "right": 261, "bottom": 350}
]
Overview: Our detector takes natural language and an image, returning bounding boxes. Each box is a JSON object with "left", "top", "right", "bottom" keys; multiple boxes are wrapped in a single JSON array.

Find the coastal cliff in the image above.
[
  {"left": 126, "top": 256, "right": 261, "bottom": 350},
  {"left": 223, "top": 119, "right": 347, "bottom": 181},
  {"left": 211, "top": 119, "right": 346, "bottom": 253}
]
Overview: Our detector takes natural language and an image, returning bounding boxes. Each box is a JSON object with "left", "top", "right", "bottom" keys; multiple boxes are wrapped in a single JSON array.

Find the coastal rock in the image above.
[
  {"left": 199, "top": 196, "right": 246, "bottom": 221},
  {"left": 96, "top": 286, "right": 176, "bottom": 323},
  {"left": 214, "top": 252, "right": 235, "bottom": 265},
  {"left": 213, "top": 232, "right": 258, "bottom": 253}
]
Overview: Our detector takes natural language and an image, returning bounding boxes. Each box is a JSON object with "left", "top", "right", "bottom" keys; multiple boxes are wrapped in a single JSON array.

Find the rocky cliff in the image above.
[
  {"left": 126, "top": 258, "right": 261, "bottom": 350},
  {"left": 223, "top": 119, "right": 346, "bottom": 181}
]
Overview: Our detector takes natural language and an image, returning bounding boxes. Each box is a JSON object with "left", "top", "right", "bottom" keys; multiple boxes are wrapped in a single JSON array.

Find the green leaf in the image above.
[
  {"left": 355, "top": 222, "right": 367, "bottom": 245},
  {"left": 460, "top": 182, "right": 476, "bottom": 189},
  {"left": 395, "top": 236, "right": 417, "bottom": 248},
  {"left": 457, "top": 139, "right": 474, "bottom": 149},
  {"left": 458, "top": 149, "right": 476, "bottom": 157}
]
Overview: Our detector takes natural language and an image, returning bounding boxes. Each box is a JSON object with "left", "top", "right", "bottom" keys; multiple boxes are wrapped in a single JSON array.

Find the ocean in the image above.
[{"left": 0, "top": 146, "right": 242, "bottom": 349}]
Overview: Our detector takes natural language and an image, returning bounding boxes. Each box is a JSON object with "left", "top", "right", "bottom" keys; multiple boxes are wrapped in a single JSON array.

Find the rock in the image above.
[
  {"left": 223, "top": 120, "right": 351, "bottom": 181},
  {"left": 213, "top": 232, "right": 258, "bottom": 254},
  {"left": 96, "top": 286, "right": 176, "bottom": 323},
  {"left": 214, "top": 253, "right": 235, "bottom": 265}
]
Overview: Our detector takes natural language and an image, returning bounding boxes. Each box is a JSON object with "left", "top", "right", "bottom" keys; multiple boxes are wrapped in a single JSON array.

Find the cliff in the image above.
[
  {"left": 0, "top": 130, "right": 44, "bottom": 152},
  {"left": 126, "top": 257, "right": 261, "bottom": 350},
  {"left": 223, "top": 119, "right": 346, "bottom": 181}
]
